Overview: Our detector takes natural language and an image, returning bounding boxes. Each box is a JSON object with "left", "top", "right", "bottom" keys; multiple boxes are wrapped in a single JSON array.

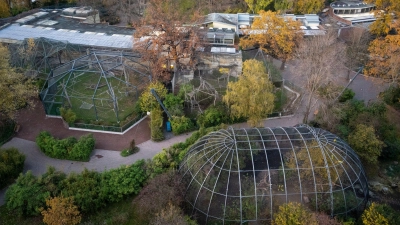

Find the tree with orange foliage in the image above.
[
  {"left": 364, "top": 34, "right": 400, "bottom": 84},
  {"left": 133, "top": 0, "right": 204, "bottom": 82},
  {"left": 41, "top": 196, "right": 81, "bottom": 225},
  {"left": 366, "top": 0, "right": 400, "bottom": 37},
  {"left": 239, "top": 10, "right": 303, "bottom": 70}
]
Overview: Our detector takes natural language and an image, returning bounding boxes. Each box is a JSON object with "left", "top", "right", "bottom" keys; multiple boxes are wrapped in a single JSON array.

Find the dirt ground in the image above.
[{"left": 14, "top": 99, "right": 151, "bottom": 151}]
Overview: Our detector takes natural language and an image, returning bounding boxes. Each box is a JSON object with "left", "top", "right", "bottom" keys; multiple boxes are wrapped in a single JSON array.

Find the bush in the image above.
[
  {"left": 36, "top": 131, "right": 95, "bottom": 161},
  {"left": 41, "top": 196, "right": 81, "bottom": 225},
  {"left": 5, "top": 161, "right": 148, "bottom": 216},
  {"left": 339, "top": 88, "right": 355, "bottom": 102},
  {"left": 69, "top": 134, "right": 95, "bottom": 161},
  {"left": 145, "top": 125, "right": 225, "bottom": 178},
  {"left": 100, "top": 160, "right": 147, "bottom": 203},
  {"left": 170, "top": 116, "right": 194, "bottom": 135},
  {"left": 380, "top": 86, "right": 400, "bottom": 109},
  {"left": 197, "top": 103, "right": 230, "bottom": 128},
  {"left": 0, "top": 148, "right": 25, "bottom": 189},
  {"left": 60, "top": 107, "right": 77, "bottom": 125},
  {"left": 274, "top": 202, "right": 318, "bottom": 225},
  {"left": 6, "top": 171, "right": 51, "bottom": 216},
  {"left": 151, "top": 107, "right": 164, "bottom": 142}
]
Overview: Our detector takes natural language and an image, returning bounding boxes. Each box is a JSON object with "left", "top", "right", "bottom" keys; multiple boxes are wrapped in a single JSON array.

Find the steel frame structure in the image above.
[
  {"left": 40, "top": 50, "right": 151, "bottom": 123},
  {"left": 179, "top": 125, "right": 368, "bottom": 224},
  {"left": 9, "top": 37, "right": 82, "bottom": 78}
]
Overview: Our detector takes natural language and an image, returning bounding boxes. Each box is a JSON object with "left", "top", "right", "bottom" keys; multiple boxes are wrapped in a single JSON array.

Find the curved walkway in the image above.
[{"left": 0, "top": 132, "right": 192, "bottom": 206}]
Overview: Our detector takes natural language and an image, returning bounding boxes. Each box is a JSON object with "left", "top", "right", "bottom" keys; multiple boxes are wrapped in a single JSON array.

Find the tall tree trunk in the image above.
[
  {"left": 280, "top": 58, "right": 286, "bottom": 70},
  {"left": 304, "top": 91, "right": 314, "bottom": 124}
]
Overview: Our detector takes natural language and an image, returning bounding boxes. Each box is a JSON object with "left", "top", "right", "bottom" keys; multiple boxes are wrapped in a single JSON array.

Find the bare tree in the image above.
[
  {"left": 341, "top": 27, "right": 371, "bottom": 80},
  {"left": 293, "top": 31, "right": 346, "bottom": 123}
]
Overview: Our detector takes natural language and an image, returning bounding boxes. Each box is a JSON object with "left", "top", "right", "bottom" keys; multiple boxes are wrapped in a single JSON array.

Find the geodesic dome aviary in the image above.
[
  {"left": 40, "top": 50, "right": 151, "bottom": 124},
  {"left": 179, "top": 125, "right": 368, "bottom": 224}
]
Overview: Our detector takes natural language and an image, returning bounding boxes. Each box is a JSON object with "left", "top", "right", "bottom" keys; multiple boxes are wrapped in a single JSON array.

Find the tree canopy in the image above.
[
  {"left": 0, "top": 44, "right": 36, "bottom": 119},
  {"left": 244, "top": 0, "right": 274, "bottom": 13},
  {"left": 41, "top": 196, "right": 81, "bottom": 225},
  {"left": 364, "top": 33, "right": 400, "bottom": 84},
  {"left": 294, "top": 0, "right": 324, "bottom": 14},
  {"left": 223, "top": 59, "right": 275, "bottom": 127},
  {"left": 134, "top": 0, "right": 203, "bottom": 81},
  {"left": 348, "top": 124, "right": 384, "bottom": 167},
  {"left": 240, "top": 10, "right": 303, "bottom": 69}
]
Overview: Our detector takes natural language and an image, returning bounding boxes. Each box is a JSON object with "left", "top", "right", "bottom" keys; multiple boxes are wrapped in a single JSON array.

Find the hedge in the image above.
[
  {"left": 36, "top": 131, "right": 95, "bottom": 161},
  {"left": 145, "top": 125, "right": 225, "bottom": 178},
  {"left": 0, "top": 148, "right": 25, "bottom": 189},
  {"left": 5, "top": 160, "right": 147, "bottom": 216}
]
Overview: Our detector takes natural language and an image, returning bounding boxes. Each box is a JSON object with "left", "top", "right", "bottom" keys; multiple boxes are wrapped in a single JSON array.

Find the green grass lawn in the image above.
[{"left": 44, "top": 72, "right": 140, "bottom": 125}]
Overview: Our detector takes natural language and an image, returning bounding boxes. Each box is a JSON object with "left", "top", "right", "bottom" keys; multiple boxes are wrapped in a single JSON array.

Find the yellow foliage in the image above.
[
  {"left": 364, "top": 34, "right": 400, "bottom": 83},
  {"left": 139, "top": 81, "right": 168, "bottom": 112},
  {"left": 294, "top": 0, "right": 324, "bottom": 14},
  {"left": 223, "top": 59, "right": 275, "bottom": 127},
  {"left": 348, "top": 124, "right": 384, "bottom": 166},
  {"left": 41, "top": 196, "right": 81, "bottom": 225},
  {"left": 273, "top": 202, "right": 318, "bottom": 225},
  {"left": 362, "top": 203, "right": 389, "bottom": 225},
  {"left": 0, "top": 0, "right": 11, "bottom": 18},
  {"left": 240, "top": 10, "right": 303, "bottom": 63}
]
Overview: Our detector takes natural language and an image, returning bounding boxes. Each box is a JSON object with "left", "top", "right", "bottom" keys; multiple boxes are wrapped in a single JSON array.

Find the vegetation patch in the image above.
[
  {"left": 0, "top": 119, "right": 16, "bottom": 145},
  {"left": 0, "top": 147, "right": 25, "bottom": 189},
  {"left": 36, "top": 131, "right": 95, "bottom": 162}
]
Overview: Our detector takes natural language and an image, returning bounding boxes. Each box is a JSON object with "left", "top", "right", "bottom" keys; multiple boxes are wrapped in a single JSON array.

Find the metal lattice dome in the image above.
[{"left": 179, "top": 125, "right": 368, "bottom": 224}]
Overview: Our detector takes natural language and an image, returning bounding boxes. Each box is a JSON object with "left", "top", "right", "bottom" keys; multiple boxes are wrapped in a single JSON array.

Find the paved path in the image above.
[{"left": 0, "top": 132, "right": 192, "bottom": 206}]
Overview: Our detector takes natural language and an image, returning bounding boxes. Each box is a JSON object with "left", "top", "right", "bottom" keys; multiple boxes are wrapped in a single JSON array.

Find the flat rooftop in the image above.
[{"left": 0, "top": 8, "right": 135, "bottom": 49}]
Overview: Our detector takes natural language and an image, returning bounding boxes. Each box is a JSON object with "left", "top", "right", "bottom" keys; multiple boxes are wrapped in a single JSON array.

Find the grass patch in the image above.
[{"left": 43, "top": 72, "right": 140, "bottom": 125}]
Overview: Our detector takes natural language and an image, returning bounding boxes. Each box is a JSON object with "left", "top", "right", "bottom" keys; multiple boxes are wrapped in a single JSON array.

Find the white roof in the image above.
[{"left": 0, "top": 24, "right": 133, "bottom": 49}]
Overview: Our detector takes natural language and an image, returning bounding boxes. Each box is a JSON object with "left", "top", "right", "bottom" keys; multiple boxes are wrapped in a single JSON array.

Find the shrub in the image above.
[
  {"left": 60, "top": 169, "right": 103, "bottom": 212},
  {"left": 145, "top": 125, "right": 224, "bottom": 178},
  {"left": 163, "top": 93, "right": 184, "bottom": 110},
  {"left": 5, "top": 171, "right": 50, "bottom": 216},
  {"left": 0, "top": 147, "right": 25, "bottom": 189},
  {"left": 151, "top": 106, "right": 164, "bottom": 141},
  {"left": 36, "top": 131, "right": 95, "bottom": 161},
  {"left": 41, "top": 196, "right": 81, "bottom": 225},
  {"left": 121, "top": 139, "right": 140, "bottom": 157},
  {"left": 100, "top": 160, "right": 147, "bottom": 203},
  {"left": 273, "top": 202, "right": 318, "bottom": 225},
  {"left": 170, "top": 116, "right": 194, "bottom": 135},
  {"left": 339, "top": 88, "right": 355, "bottom": 102},
  {"left": 69, "top": 134, "right": 95, "bottom": 161},
  {"left": 60, "top": 107, "right": 77, "bottom": 125},
  {"left": 197, "top": 103, "right": 230, "bottom": 128}
]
